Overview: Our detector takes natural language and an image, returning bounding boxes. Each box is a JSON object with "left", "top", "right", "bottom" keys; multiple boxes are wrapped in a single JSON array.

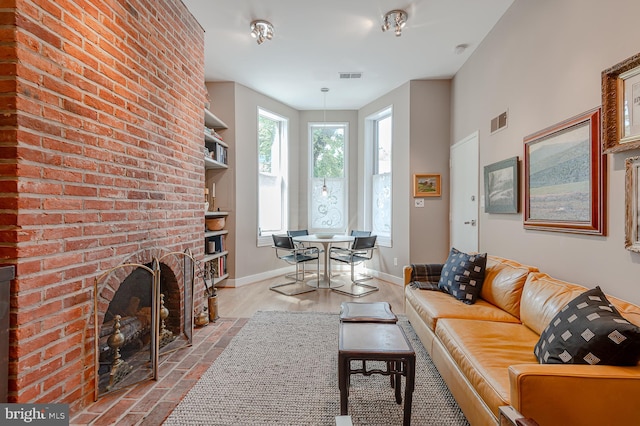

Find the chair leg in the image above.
[
  {"left": 270, "top": 262, "right": 317, "bottom": 296},
  {"left": 331, "top": 262, "right": 378, "bottom": 297},
  {"left": 285, "top": 259, "right": 316, "bottom": 281}
]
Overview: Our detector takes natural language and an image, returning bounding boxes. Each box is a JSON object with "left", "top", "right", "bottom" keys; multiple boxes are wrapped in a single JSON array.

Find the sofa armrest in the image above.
[
  {"left": 403, "top": 265, "right": 413, "bottom": 286},
  {"left": 509, "top": 363, "right": 640, "bottom": 425},
  {"left": 403, "top": 263, "right": 443, "bottom": 287}
]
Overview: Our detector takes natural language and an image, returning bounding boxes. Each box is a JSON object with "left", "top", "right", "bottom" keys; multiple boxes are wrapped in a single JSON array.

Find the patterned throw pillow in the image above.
[
  {"left": 437, "top": 248, "right": 487, "bottom": 304},
  {"left": 534, "top": 286, "right": 640, "bottom": 366}
]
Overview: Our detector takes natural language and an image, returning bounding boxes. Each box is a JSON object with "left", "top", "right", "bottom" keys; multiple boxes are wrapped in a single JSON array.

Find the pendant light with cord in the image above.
[{"left": 320, "top": 87, "right": 329, "bottom": 197}]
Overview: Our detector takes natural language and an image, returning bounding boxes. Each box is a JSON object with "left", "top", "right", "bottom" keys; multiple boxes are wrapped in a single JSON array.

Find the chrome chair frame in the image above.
[
  {"left": 328, "top": 230, "right": 371, "bottom": 279},
  {"left": 270, "top": 234, "right": 320, "bottom": 296},
  {"left": 329, "top": 235, "right": 378, "bottom": 297},
  {"left": 286, "top": 230, "right": 319, "bottom": 280}
]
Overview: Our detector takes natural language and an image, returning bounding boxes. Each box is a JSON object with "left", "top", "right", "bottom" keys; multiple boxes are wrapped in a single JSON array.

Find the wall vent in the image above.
[
  {"left": 339, "top": 72, "right": 362, "bottom": 79},
  {"left": 490, "top": 111, "right": 508, "bottom": 134}
]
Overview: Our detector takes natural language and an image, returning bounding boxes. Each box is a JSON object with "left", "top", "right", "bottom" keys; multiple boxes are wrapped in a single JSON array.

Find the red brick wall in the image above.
[{"left": 0, "top": 0, "right": 205, "bottom": 413}]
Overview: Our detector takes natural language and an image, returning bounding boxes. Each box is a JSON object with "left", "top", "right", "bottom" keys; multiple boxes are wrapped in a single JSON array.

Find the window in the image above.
[
  {"left": 309, "top": 122, "right": 348, "bottom": 232},
  {"left": 258, "top": 108, "right": 288, "bottom": 245},
  {"left": 367, "top": 108, "right": 392, "bottom": 246}
]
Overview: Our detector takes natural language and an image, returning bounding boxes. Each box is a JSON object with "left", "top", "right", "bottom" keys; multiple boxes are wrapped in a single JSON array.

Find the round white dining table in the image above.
[{"left": 292, "top": 234, "right": 354, "bottom": 288}]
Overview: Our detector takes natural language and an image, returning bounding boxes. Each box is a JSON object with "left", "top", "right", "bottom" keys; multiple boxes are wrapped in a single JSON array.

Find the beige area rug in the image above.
[{"left": 164, "top": 311, "right": 469, "bottom": 425}]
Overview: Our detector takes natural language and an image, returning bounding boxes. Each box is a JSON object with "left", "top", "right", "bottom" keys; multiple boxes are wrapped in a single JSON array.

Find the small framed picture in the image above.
[
  {"left": 484, "top": 156, "right": 519, "bottom": 214},
  {"left": 602, "top": 52, "right": 640, "bottom": 152},
  {"left": 625, "top": 156, "right": 640, "bottom": 252},
  {"left": 413, "top": 174, "right": 441, "bottom": 197}
]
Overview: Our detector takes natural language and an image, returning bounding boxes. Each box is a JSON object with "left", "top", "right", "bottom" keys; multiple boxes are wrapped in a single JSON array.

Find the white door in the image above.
[{"left": 450, "top": 132, "right": 479, "bottom": 253}]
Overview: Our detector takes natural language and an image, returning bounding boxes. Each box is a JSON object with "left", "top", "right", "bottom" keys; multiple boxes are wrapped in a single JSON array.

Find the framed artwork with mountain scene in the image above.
[{"left": 524, "top": 108, "right": 606, "bottom": 235}]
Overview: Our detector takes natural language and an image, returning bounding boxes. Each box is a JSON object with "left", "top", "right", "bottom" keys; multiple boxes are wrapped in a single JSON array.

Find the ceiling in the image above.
[{"left": 183, "top": 0, "right": 514, "bottom": 110}]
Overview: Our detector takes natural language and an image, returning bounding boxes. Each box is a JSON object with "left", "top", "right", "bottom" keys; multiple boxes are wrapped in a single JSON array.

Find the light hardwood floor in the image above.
[{"left": 216, "top": 275, "right": 405, "bottom": 318}]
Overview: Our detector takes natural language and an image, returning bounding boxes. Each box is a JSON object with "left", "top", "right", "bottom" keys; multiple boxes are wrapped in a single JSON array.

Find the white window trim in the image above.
[
  {"left": 257, "top": 107, "right": 289, "bottom": 247},
  {"left": 364, "top": 106, "right": 393, "bottom": 247},
  {"left": 307, "top": 121, "right": 349, "bottom": 234}
]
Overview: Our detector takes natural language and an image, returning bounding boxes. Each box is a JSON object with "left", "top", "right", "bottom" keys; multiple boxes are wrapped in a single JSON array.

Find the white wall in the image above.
[
  {"left": 452, "top": 0, "right": 640, "bottom": 304},
  {"left": 409, "top": 80, "right": 452, "bottom": 264}
]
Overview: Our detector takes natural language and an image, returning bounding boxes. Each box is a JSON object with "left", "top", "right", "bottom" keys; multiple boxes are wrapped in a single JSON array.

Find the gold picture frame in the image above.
[
  {"left": 413, "top": 174, "right": 441, "bottom": 197},
  {"left": 625, "top": 156, "right": 640, "bottom": 252},
  {"left": 602, "top": 52, "right": 640, "bottom": 153}
]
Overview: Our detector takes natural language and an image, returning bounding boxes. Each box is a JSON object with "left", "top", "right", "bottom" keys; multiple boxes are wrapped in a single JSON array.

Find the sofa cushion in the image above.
[
  {"left": 438, "top": 248, "right": 487, "bottom": 304},
  {"left": 435, "top": 318, "right": 539, "bottom": 417},
  {"left": 481, "top": 256, "right": 539, "bottom": 319},
  {"left": 534, "top": 286, "right": 640, "bottom": 365},
  {"left": 520, "top": 272, "right": 587, "bottom": 335},
  {"left": 405, "top": 286, "right": 520, "bottom": 331}
]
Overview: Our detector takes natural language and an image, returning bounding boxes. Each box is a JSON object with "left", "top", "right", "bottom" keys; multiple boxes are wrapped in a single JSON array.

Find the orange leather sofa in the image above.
[{"left": 404, "top": 255, "right": 640, "bottom": 426}]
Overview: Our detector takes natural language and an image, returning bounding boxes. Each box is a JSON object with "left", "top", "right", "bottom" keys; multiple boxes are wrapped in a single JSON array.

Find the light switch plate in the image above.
[{"left": 414, "top": 199, "right": 424, "bottom": 208}]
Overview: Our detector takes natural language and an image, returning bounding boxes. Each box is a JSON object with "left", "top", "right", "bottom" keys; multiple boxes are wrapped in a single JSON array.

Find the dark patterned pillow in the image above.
[
  {"left": 534, "top": 286, "right": 640, "bottom": 366},
  {"left": 437, "top": 248, "right": 487, "bottom": 304}
]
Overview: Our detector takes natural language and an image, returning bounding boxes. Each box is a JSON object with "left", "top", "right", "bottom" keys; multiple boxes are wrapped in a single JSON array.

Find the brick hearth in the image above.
[
  {"left": 71, "top": 318, "right": 246, "bottom": 425},
  {"left": 0, "top": 0, "right": 208, "bottom": 415}
]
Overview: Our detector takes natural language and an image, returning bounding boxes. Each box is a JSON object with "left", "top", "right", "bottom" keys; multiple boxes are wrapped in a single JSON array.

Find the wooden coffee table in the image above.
[
  {"left": 339, "top": 301, "right": 398, "bottom": 323},
  {"left": 338, "top": 322, "right": 416, "bottom": 426}
]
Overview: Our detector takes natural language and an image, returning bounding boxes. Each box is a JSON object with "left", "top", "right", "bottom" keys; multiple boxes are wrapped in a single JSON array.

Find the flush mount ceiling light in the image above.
[
  {"left": 381, "top": 9, "right": 408, "bottom": 37},
  {"left": 250, "top": 20, "right": 274, "bottom": 45}
]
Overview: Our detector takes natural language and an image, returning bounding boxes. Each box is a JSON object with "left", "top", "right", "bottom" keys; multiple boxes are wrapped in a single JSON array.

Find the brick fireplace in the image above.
[{"left": 0, "top": 0, "right": 207, "bottom": 414}]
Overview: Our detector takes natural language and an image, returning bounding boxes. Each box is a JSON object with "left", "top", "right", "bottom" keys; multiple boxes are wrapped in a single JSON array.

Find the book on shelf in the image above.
[
  {"left": 207, "top": 234, "right": 225, "bottom": 253},
  {"left": 208, "top": 255, "right": 227, "bottom": 278}
]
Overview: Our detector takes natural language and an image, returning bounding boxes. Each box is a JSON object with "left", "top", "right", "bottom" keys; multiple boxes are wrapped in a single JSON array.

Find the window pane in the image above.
[
  {"left": 259, "top": 115, "right": 278, "bottom": 174},
  {"left": 310, "top": 123, "right": 347, "bottom": 231},
  {"left": 310, "top": 178, "right": 345, "bottom": 229},
  {"left": 312, "top": 125, "right": 344, "bottom": 178},
  {"left": 372, "top": 173, "right": 391, "bottom": 237},
  {"left": 258, "top": 173, "right": 282, "bottom": 232},
  {"left": 376, "top": 115, "right": 392, "bottom": 174},
  {"left": 368, "top": 107, "right": 392, "bottom": 245},
  {"left": 258, "top": 110, "right": 287, "bottom": 238}
]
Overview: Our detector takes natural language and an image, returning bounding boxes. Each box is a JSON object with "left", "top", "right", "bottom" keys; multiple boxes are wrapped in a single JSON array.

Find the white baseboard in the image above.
[
  {"left": 218, "top": 266, "right": 402, "bottom": 288},
  {"left": 217, "top": 266, "right": 294, "bottom": 288}
]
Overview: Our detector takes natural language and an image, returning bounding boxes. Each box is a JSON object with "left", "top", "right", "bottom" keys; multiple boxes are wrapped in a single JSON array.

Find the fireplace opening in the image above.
[
  {"left": 96, "top": 254, "right": 194, "bottom": 397},
  {"left": 98, "top": 264, "right": 155, "bottom": 396}
]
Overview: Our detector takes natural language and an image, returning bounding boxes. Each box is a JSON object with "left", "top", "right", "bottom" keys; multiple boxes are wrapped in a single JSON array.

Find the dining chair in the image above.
[
  {"left": 328, "top": 230, "right": 370, "bottom": 271},
  {"left": 286, "top": 229, "right": 320, "bottom": 279},
  {"left": 270, "top": 234, "right": 320, "bottom": 295},
  {"left": 328, "top": 235, "right": 378, "bottom": 297}
]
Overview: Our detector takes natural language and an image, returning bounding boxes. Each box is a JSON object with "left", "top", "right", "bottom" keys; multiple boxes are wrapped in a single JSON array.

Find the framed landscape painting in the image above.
[
  {"left": 484, "top": 156, "right": 519, "bottom": 214},
  {"left": 625, "top": 156, "right": 640, "bottom": 252},
  {"left": 414, "top": 174, "right": 441, "bottom": 197},
  {"left": 524, "top": 108, "right": 606, "bottom": 235}
]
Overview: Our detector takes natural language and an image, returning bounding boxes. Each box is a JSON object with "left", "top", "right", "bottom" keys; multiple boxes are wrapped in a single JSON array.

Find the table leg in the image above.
[
  {"left": 338, "top": 353, "right": 349, "bottom": 415},
  {"left": 316, "top": 241, "right": 343, "bottom": 288},
  {"left": 403, "top": 357, "right": 416, "bottom": 426},
  {"left": 395, "top": 365, "right": 402, "bottom": 404},
  {"left": 322, "top": 242, "right": 330, "bottom": 285}
]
